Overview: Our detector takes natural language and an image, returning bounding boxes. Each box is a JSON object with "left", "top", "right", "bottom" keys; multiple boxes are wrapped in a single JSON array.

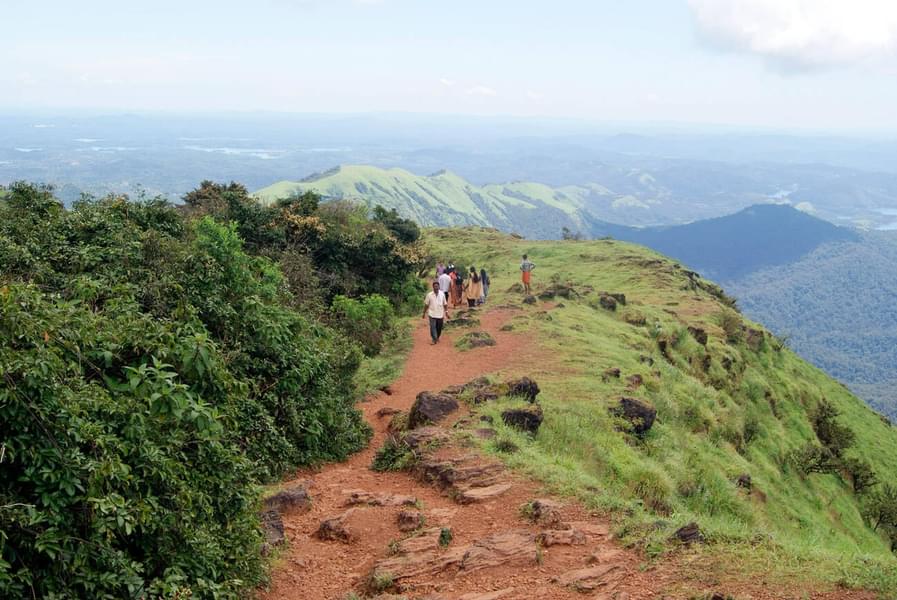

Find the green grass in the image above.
[
  {"left": 353, "top": 320, "right": 413, "bottom": 400},
  {"left": 425, "top": 227, "right": 897, "bottom": 596},
  {"left": 252, "top": 165, "right": 599, "bottom": 236}
]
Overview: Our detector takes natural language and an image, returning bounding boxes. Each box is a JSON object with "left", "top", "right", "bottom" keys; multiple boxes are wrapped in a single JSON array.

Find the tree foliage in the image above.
[{"left": 0, "top": 181, "right": 422, "bottom": 597}]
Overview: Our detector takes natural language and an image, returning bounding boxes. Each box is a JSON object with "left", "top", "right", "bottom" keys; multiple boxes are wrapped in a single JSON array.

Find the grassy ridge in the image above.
[
  {"left": 426, "top": 227, "right": 897, "bottom": 594},
  {"left": 253, "top": 165, "right": 601, "bottom": 238}
]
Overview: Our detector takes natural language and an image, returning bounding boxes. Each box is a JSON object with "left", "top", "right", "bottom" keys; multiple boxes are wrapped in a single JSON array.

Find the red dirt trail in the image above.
[{"left": 259, "top": 307, "right": 876, "bottom": 600}]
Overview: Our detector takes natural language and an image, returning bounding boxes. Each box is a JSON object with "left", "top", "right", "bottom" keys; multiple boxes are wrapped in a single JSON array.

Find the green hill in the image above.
[
  {"left": 254, "top": 165, "right": 608, "bottom": 239},
  {"left": 425, "top": 227, "right": 897, "bottom": 594}
]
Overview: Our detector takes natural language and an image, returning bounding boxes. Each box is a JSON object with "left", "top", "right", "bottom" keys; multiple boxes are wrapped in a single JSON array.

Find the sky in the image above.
[{"left": 3, "top": 0, "right": 897, "bottom": 131}]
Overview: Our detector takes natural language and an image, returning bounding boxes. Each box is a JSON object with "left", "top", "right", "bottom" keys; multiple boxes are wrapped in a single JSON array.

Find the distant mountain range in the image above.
[
  {"left": 255, "top": 166, "right": 859, "bottom": 279},
  {"left": 255, "top": 165, "right": 611, "bottom": 239}
]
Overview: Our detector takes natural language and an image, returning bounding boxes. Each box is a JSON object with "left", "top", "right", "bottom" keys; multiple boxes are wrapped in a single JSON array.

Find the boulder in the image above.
[
  {"left": 401, "top": 426, "right": 449, "bottom": 450},
  {"left": 408, "top": 392, "right": 459, "bottom": 428},
  {"left": 672, "top": 521, "right": 704, "bottom": 544},
  {"left": 316, "top": 509, "right": 358, "bottom": 543},
  {"left": 506, "top": 377, "right": 540, "bottom": 403},
  {"left": 602, "top": 367, "right": 621, "bottom": 382},
  {"left": 471, "top": 388, "right": 500, "bottom": 404},
  {"left": 598, "top": 294, "right": 617, "bottom": 311},
  {"left": 537, "top": 528, "right": 586, "bottom": 546},
  {"left": 501, "top": 405, "right": 544, "bottom": 434},
  {"left": 260, "top": 509, "right": 285, "bottom": 550},
  {"left": 612, "top": 397, "right": 656, "bottom": 435},
  {"left": 522, "top": 295, "right": 537, "bottom": 305},
  {"left": 688, "top": 326, "right": 709, "bottom": 346},
  {"left": 397, "top": 510, "right": 425, "bottom": 532},
  {"left": 263, "top": 481, "right": 312, "bottom": 515},
  {"left": 625, "top": 374, "right": 643, "bottom": 390},
  {"left": 735, "top": 473, "right": 752, "bottom": 491},
  {"left": 604, "top": 292, "right": 626, "bottom": 305},
  {"left": 526, "top": 498, "right": 564, "bottom": 527},
  {"left": 538, "top": 289, "right": 556, "bottom": 300}
]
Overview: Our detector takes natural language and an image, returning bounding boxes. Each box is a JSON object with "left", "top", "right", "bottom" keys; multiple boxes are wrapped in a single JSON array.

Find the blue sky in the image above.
[{"left": 3, "top": 0, "right": 897, "bottom": 131}]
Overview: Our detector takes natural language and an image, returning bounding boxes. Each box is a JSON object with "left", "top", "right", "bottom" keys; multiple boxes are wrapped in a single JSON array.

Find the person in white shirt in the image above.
[
  {"left": 437, "top": 270, "right": 452, "bottom": 301},
  {"left": 422, "top": 281, "right": 450, "bottom": 344}
]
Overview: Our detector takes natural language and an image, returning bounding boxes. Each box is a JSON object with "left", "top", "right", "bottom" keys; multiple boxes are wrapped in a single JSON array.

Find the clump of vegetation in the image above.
[
  {"left": 438, "top": 527, "right": 453, "bottom": 547},
  {"left": 0, "top": 182, "right": 423, "bottom": 598},
  {"left": 371, "top": 437, "right": 416, "bottom": 472},
  {"left": 331, "top": 294, "right": 395, "bottom": 356}
]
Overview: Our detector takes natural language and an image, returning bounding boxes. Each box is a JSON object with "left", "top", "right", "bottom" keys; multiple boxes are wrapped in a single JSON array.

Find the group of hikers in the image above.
[{"left": 423, "top": 254, "right": 536, "bottom": 345}]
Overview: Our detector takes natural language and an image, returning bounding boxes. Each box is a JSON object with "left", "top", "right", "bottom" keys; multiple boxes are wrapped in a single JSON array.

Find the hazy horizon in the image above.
[{"left": 5, "top": 1, "right": 897, "bottom": 131}]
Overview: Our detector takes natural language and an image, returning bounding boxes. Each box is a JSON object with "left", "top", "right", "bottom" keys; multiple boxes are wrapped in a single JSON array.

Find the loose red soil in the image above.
[{"left": 259, "top": 306, "right": 877, "bottom": 600}]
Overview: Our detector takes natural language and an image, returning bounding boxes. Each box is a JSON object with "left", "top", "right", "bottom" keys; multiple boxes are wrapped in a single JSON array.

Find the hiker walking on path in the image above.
[
  {"left": 479, "top": 268, "right": 490, "bottom": 304},
  {"left": 423, "top": 281, "right": 449, "bottom": 344},
  {"left": 452, "top": 268, "right": 464, "bottom": 307},
  {"left": 520, "top": 254, "right": 535, "bottom": 295},
  {"left": 437, "top": 269, "right": 452, "bottom": 301},
  {"left": 464, "top": 268, "right": 483, "bottom": 308}
]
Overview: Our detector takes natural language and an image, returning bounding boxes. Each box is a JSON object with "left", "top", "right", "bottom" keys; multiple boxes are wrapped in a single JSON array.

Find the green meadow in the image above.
[{"left": 426, "top": 227, "right": 897, "bottom": 595}]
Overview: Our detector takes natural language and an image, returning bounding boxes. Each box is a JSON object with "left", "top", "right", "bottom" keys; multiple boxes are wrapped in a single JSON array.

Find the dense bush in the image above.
[
  {"left": 331, "top": 294, "right": 395, "bottom": 356},
  {"left": 0, "top": 181, "right": 419, "bottom": 597}
]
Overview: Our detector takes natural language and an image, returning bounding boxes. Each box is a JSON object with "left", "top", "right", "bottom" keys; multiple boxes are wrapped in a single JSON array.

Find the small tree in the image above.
[{"left": 862, "top": 485, "right": 897, "bottom": 551}]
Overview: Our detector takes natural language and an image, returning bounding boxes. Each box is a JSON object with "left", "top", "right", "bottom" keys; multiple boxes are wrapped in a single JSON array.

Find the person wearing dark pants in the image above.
[{"left": 422, "top": 281, "right": 449, "bottom": 344}]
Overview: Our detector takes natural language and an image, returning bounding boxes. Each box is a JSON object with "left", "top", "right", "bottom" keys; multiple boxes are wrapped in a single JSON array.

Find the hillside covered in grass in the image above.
[
  {"left": 254, "top": 165, "right": 613, "bottom": 239},
  {"left": 426, "top": 227, "right": 897, "bottom": 594}
]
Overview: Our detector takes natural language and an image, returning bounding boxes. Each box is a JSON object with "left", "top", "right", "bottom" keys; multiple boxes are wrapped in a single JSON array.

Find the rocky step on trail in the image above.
[{"left": 259, "top": 305, "right": 874, "bottom": 600}]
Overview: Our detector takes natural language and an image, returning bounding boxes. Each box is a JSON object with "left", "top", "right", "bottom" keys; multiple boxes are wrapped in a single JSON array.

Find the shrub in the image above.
[
  {"left": 331, "top": 294, "right": 395, "bottom": 357},
  {"left": 716, "top": 308, "right": 743, "bottom": 343},
  {"left": 812, "top": 399, "right": 856, "bottom": 460},
  {"left": 0, "top": 284, "right": 264, "bottom": 598},
  {"left": 371, "top": 437, "right": 416, "bottom": 472},
  {"left": 863, "top": 485, "right": 897, "bottom": 551},
  {"left": 844, "top": 457, "right": 879, "bottom": 494}
]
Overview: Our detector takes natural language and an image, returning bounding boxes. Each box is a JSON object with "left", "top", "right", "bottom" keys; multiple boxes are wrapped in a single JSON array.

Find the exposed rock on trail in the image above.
[
  {"left": 408, "top": 391, "right": 460, "bottom": 428},
  {"left": 258, "top": 309, "right": 649, "bottom": 599},
  {"left": 263, "top": 480, "right": 312, "bottom": 515}
]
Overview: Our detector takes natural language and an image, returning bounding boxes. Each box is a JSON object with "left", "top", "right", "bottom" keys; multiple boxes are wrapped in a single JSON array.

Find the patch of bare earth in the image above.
[{"left": 258, "top": 305, "right": 876, "bottom": 600}]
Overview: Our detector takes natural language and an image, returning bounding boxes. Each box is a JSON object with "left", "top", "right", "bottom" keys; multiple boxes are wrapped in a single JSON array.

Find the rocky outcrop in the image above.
[
  {"left": 598, "top": 294, "right": 618, "bottom": 311},
  {"left": 553, "top": 564, "right": 623, "bottom": 592},
  {"left": 672, "top": 521, "right": 704, "bottom": 544},
  {"left": 501, "top": 405, "right": 543, "bottom": 434},
  {"left": 316, "top": 509, "right": 359, "bottom": 543},
  {"left": 344, "top": 490, "right": 418, "bottom": 507},
  {"left": 611, "top": 397, "right": 656, "bottom": 435},
  {"left": 263, "top": 481, "right": 312, "bottom": 515},
  {"left": 260, "top": 509, "right": 285, "bottom": 553},
  {"left": 397, "top": 510, "right": 425, "bottom": 532},
  {"left": 537, "top": 527, "right": 586, "bottom": 547},
  {"left": 408, "top": 391, "right": 459, "bottom": 428},
  {"left": 506, "top": 377, "right": 540, "bottom": 402},
  {"left": 688, "top": 326, "right": 709, "bottom": 346}
]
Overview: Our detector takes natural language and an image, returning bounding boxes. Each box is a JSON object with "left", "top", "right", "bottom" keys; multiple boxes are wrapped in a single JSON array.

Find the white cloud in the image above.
[
  {"left": 525, "top": 90, "right": 544, "bottom": 101},
  {"left": 465, "top": 85, "right": 497, "bottom": 97},
  {"left": 439, "top": 78, "right": 456, "bottom": 87},
  {"left": 688, "top": 0, "right": 897, "bottom": 71}
]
